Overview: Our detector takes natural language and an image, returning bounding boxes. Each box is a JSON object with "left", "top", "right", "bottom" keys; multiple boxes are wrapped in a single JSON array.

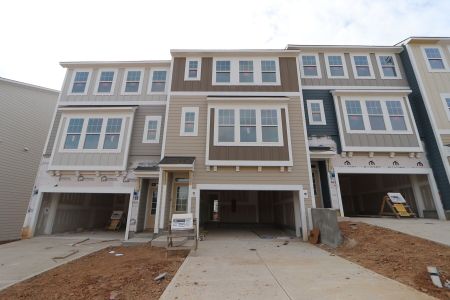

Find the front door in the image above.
[
  {"left": 145, "top": 183, "right": 158, "bottom": 229},
  {"left": 173, "top": 183, "right": 189, "bottom": 213},
  {"left": 311, "top": 164, "right": 323, "bottom": 208}
]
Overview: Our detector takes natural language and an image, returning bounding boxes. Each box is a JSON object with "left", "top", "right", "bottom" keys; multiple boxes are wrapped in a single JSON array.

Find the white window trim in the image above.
[
  {"left": 148, "top": 68, "right": 169, "bottom": 94},
  {"left": 300, "top": 53, "right": 322, "bottom": 79},
  {"left": 213, "top": 105, "right": 284, "bottom": 146},
  {"left": 421, "top": 45, "right": 449, "bottom": 73},
  {"left": 184, "top": 58, "right": 202, "bottom": 81},
  {"left": 180, "top": 107, "right": 199, "bottom": 136},
  {"left": 375, "top": 53, "right": 402, "bottom": 79},
  {"left": 307, "top": 100, "right": 326, "bottom": 125},
  {"left": 212, "top": 58, "right": 281, "bottom": 86},
  {"left": 440, "top": 93, "right": 450, "bottom": 121},
  {"left": 142, "top": 116, "right": 162, "bottom": 143},
  {"left": 350, "top": 53, "right": 375, "bottom": 79},
  {"left": 58, "top": 113, "right": 127, "bottom": 153},
  {"left": 93, "top": 68, "right": 118, "bottom": 95},
  {"left": 324, "top": 53, "right": 349, "bottom": 79},
  {"left": 121, "top": 68, "right": 144, "bottom": 95},
  {"left": 341, "top": 97, "right": 413, "bottom": 134},
  {"left": 67, "top": 69, "right": 92, "bottom": 96}
]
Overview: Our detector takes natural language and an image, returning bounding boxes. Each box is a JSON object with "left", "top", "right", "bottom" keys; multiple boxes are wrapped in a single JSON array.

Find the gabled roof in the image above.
[{"left": 0, "top": 77, "right": 59, "bottom": 93}]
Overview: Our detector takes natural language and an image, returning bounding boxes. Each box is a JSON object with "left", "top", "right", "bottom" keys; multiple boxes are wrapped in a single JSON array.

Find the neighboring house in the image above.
[
  {"left": 397, "top": 37, "right": 450, "bottom": 218},
  {"left": 0, "top": 77, "right": 58, "bottom": 242},
  {"left": 21, "top": 40, "right": 449, "bottom": 243}
]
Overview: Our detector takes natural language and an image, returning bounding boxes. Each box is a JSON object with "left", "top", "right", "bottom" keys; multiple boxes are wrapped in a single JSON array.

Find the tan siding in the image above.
[
  {"left": 164, "top": 95, "right": 312, "bottom": 208},
  {"left": 441, "top": 134, "right": 450, "bottom": 145},
  {"left": 171, "top": 57, "right": 299, "bottom": 92},
  {"left": 208, "top": 108, "right": 290, "bottom": 161},
  {"left": 301, "top": 53, "right": 409, "bottom": 87},
  {"left": 0, "top": 80, "right": 58, "bottom": 241}
]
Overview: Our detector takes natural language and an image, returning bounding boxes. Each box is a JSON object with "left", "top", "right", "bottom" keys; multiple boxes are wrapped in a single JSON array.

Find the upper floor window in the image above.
[
  {"left": 83, "top": 118, "right": 103, "bottom": 149},
  {"left": 366, "top": 101, "right": 385, "bottom": 130},
  {"left": 70, "top": 71, "right": 90, "bottom": 94},
  {"left": 376, "top": 55, "right": 401, "bottom": 79},
  {"left": 213, "top": 58, "right": 280, "bottom": 85},
  {"left": 261, "top": 60, "right": 277, "bottom": 83},
  {"left": 143, "top": 116, "right": 161, "bottom": 143},
  {"left": 351, "top": 55, "right": 374, "bottom": 79},
  {"left": 216, "top": 60, "right": 231, "bottom": 83},
  {"left": 386, "top": 101, "right": 407, "bottom": 131},
  {"left": 301, "top": 54, "right": 321, "bottom": 78},
  {"left": 345, "top": 101, "right": 365, "bottom": 130},
  {"left": 239, "top": 61, "right": 254, "bottom": 83},
  {"left": 122, "top": 69, "right": 142, "bottom": 94},
  {"left": 325, "top": 54, "right": 348, "bottom": 78},
  {"left": 441, "top": 94, "right": 450, "bottom": 121},
  {"left": 150, "top": 70, "right": 167, "bottom": 93},
  {"left": 180, "top": 107, "right": 199, "bottom": 136},
  {"left": 95, "top": 70, "right": 116, "bottom": 94},
  {"left": 423, "top": 47, "right": 447, "bottom": 71},
  {"left": 306, "top": 100, "right": 326, "bottom": 125},
  {"left": 64, "top": 118, "right": 84, "bottom": 149},
  {"left": 103, "top": 118, "right": 123, "bottom": 149},
  {"left": 214, "top": 107, "right": 283, "bottom": 146},
  {"left": 184, "top": 59, "right": 201, "bottom": 80}
]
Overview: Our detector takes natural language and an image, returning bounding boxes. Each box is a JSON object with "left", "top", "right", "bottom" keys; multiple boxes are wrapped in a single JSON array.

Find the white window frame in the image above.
[
  {"left": 375, "top": 54, "right": 402, "bottom": 79},
  {"left": 350, "top": 54, "right": 375, "bottom": 79},
  {"left": 324, "top": 53, "right": 349, "bottom": 79},
  {"left": 142, "top": 116, "right": 161, "bottom": 143},
  {"left": 93, "top": 69, "right": 117, "bottom": 95},
  {"left": 306, "top": 100, "right": 326, "bottom": 125},
  {"left": 440, "top": 93, "right": 450, "bottom": 121},
  {"left": 300, "top": 53, "right": 321, "bottom": 79},
  {"left": 212, "top": 58, "right": 281, "bottom": 85},
  {"left": 59, "top": 113, "right": 127, "bottom": 153},
  {"left": 184, "top": 58, "right": 202, "bottom": 81},
  {"left": 213, "top": 106, "right": 284, "bottom": 146},
  {"left": 341, "top": 97, "right": 413, "bottom": 134},
  {"left": 121, "top": 68, "right": 144, "bottom": 95},
  {"left": 421, "top": 46, "right": 449, "bottom": 72},
  {"left": 148, "top": 68, "right": 169, "bottom": 94},
  {"left": 67, "top": 69, "right": 92, "bottom": 96},
  {"left": 180, "top": 107, "right": 199, "bottom": 136}
]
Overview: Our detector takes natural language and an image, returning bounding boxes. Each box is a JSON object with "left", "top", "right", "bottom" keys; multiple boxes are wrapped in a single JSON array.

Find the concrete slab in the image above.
[
  {"left": 0, "top": 235, "right": 120, "bottom": 291},
  {"left": 346, "top": 217, "right": 450, "bottom": 247},
  {"left": 161, "top": 229, "right": 433, "bottom": 300}
]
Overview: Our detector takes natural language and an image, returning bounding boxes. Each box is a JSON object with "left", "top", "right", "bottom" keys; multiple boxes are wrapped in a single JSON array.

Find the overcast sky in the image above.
[{"left": 1, "top": 0, "right": 449, "bottom": 90}]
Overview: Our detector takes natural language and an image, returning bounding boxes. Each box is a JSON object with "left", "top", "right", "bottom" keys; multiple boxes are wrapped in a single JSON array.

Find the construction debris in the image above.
[
  {"left": 308, "top": 228, "right": 320, "bottom": 244},
  {"left": 71, "top": 238, "right": 89, "bottom": 247},
  {"left": 427, "top": 266, "right": 443, "bottom": 288},
  {"left": 52, "top": 250, "right": 79, "bottom": 260},
  {"left": 154, "top": 272, "right": 167, "bottom": 282}
]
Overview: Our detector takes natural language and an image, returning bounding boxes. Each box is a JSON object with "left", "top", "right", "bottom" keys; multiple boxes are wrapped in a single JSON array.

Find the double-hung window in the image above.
[
  {"left": 218, "top": 109, "right": 235, "bottom": 142},
  {"left": 261, "top": 109, "right": 279, "bottom": 142},
  {"left": 345, "top": 101, "right": 365, "bottom": 130},
  {"left": 377, "top": 55, "right": 400, "bottom": 78},
  {"left": 326, "top": 55, "right": 347, "bottom": 78},
  {"left": 150, "top": 70, "right": 167, "bottom": 92},
  {"left": 96, "top": 71, "right": 115, "bottom": 94},
  {"left": 185, "top": 59, "right": 201, "bottom": 80},
  {"left": 143, "top": 116, "right": 161, "bottom": 143},
  {"left": 442, "top": 94, "right": 450, "bottom": 120},
  {"left": 64, "top": 118, "right": 84, "bottom": 149},
  {"left": 103, "top": 118, "right": 122, "bottom": 149},
  {"left": 215, "top": 60, "right": 231, "bottom": 83},
  {"left": 352, "top": 55, "right": 373, "bottom": 78},
  {"left": 423, "top": 47, "right": 447, "bottom": 71},
  {"left": 261, "top": 60, "right": 277, "bottom": 83},
  {"left": 239, "top": 109, "right": 257, "bottom": 142},
  {"left": 180, "top": 107, "right": 199, "bottom": 136},
  {"left": 366, "top": 101, "right": 385, "bottom": 130},
  {"left": 123, "top": 70, "right": 142, "bottom": 94},
  {"left": 71, "top": 71, "right": 90, "bottom": 94},
  {"left": 301, "top": 55, "right": 320, "bottom": 77},
  {"left": 83, "top": 118, "right": 103, "bottom": 149},
  {"left": 386, "top": 101, "right": 407, "bottom": 131},
  {"left": 239, "top": 60, "right": 254, "bottom": 83},
  {"left": 307, "top": 100, "right": 326, "bottom": 125}
]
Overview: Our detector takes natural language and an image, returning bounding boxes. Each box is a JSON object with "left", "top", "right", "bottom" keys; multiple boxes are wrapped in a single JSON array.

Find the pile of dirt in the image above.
[
  {"left": 0, "top": 245, "right": 188, "bottom": 300},
  {"left": 323, "top": 221, "right": 450, "bottom": 299}
]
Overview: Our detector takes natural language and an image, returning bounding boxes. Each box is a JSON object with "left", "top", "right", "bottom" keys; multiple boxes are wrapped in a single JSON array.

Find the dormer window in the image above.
[
  {"left": 325, "top": 54, "right": 348, "bottom": 78},
  {"left": 184, "top": 59, "right": 201, "bottom": 80},
  {"left": 239, "top": 61, "right": 254, "bottom": 83},
  {"left": 261, "top": 60, "right": 277, "bottom": 83},
  {"left": 422, "top": 47, "right": 448, "bottom": 71},
  {"left": 301, "top": 54, "right": 321, "bottom": 78},
  {"left": 122, "top": 69, "right": 143, "bottom": 94},
  {"left": 95, "top": 70, "right": 116, "bottom": 94},
  {"left": 213, "top": 58, "right": 280, "bottom": 85},
  {"left": 376, "top": 55, "right": 401, "bottom": 79},
  {"left": 215, "top": 60, "right": 231, "bottom": 83},
  {"left": 351, "top": 55, "right": 374, "bottom": 79},
  {"left": 150, "top": 70, "right": 167, "bottom": 93},
  {"left": 70, "top": 71, "right": 90, "bottom": 94}
]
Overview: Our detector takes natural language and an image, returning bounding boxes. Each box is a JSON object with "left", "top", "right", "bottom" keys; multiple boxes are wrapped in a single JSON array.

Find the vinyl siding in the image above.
[
  {"left": 44, "top": 110, "right": 62, "bottom": 156},
  {"left": 163, "top": 95, "right": 312, "bottom": 208},
  {"left": 0, "top": 79, "right": 58, "bottom": 241},
  {"left": 171, "top": 57, "right": 299, "bottom": 92},
  {"left": 301, "top": 53, "right": 409, "bottom": 87},
  {"left": 441, "top": 135, "right": 450, "bottom": 145}
]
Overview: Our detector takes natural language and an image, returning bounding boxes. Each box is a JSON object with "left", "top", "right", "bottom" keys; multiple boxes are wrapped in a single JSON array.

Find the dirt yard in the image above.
[
  {"left": 0, "top": 245, "right": 187, "bottom": 300},
  {"left": 322, "top": 221, "right": 450, "bottom": 300}
]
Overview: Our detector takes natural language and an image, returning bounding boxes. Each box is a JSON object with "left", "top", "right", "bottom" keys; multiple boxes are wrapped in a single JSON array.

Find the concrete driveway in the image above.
[
  {"left": 161, "top": 229, "right": 432, "bottom": 300},
  {"left": 0, "top": 234, "right": 120, "bottom": 291}
]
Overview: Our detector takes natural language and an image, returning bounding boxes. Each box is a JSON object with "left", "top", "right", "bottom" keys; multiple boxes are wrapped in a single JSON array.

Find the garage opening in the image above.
[
  {"left": 35, "top": 193, "right": 130, "bottom": 237},
  {"left": 339, "top": 174, "right": 438, "bottom": 218},
  {"left": 199, "top": 190, "right": 298, "bottom": 236}
]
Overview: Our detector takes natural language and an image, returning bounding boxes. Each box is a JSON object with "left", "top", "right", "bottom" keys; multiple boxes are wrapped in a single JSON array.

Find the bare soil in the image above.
[
  {"left": 321, "top": 221, "right": 450, "bottom": 299},
  {"left": 0, "top": 245, "right": 188, "bottom": 300}
]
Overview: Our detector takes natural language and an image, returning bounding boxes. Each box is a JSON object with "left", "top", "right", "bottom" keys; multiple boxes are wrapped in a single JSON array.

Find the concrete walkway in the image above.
[
  {"left": 0, "top": 235, "right": 120, "bottom": 291},
  {"left": 348, "top": 217, "right": 450, "bottom": 247},
  {"left": 161, "top": 230, "right": 433, "bottom": 300}
]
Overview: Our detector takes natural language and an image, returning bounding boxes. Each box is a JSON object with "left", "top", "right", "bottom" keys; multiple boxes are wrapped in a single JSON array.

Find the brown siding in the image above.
[
  {"left": 171, "top": 57, "right": 299, "bottom": 92},
  {"left": 208, "top": 108, "right": 290, "bottom": 161}
]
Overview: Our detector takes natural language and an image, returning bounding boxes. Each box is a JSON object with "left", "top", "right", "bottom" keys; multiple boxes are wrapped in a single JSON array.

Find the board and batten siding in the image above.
[
  {"left": 171, "top": 57, "right": 299, "bottom": 92},
  {"left": 301, "top": 53, "right": 409, "bottom": 87},
  {"left": 163, "top": 95, "right": 312, "bottom": 208},
  {"left": 0, "top": 79, "right": 58, "bottom": 241}
]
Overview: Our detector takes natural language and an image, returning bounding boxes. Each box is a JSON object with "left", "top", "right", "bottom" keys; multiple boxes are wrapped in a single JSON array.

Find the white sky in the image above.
[{"left": 1, "top": 0, "right": 449, "bottom": 90}]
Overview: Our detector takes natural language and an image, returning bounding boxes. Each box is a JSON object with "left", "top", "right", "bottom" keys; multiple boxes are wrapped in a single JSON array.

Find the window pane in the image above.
[
  {"left": 239, "top": 72, "right": 253, "bottom": 83},
  {"left": 98, "top": 82, "right": 112, "bottom": 93},
  {"left": 312, "top": 112, "right": 322, "bottom": 122},
  {"left": 83, "top": 134, "right": 100, "bottom": 149},
  {"left": 72, "top": 82, "right": 86, "bottom": 93},
  {"left": 127, "top": 71, "right": 141, "bottom": 81},
  {"left": 310, "top": 103, "right": 321, "bottom": 113},
  {"left": 390, "top": 116, "right": 407, "bottom": 130},
  {"left": 218, "top": 127, "right": 234, "bottom": 142},
  {"left": 153, "top": 71, "right": 167, "bottom": 81},
  {"left": 382, "top": 66, "right": 397, "bottom": 77},
  {"left": 188, "top": 69, "right": 197, "bottom": 78},
  {"left": 148, "top": 120, "right": 158, "bottom": 130},
  {"left": 216, "top": 72, "right": 230, "bottom": 82},
  {"left": 262, "top": 127, "right": 279, "bottom": 142},
  {"left": 366, "top": 101, "right": 382, "bottom": 115},
  {"left": 356, "top": 66, "right": 370, "bottom": 76},
  {"left": 348, "top": 115, "right": 365, "bottom": 130},
  {"left": 86, "top": 118, "right": 103, "bottom": 133},
  {"left": 302, "top": 56, "right": 316, "bottom": 65},
  {"left": 239, "top": 60, "right": 253, "bottom": 72},
  {"left": 64, "top": 134, "right": 80, "bottom": 149},
  {"left": 369, "top": 116, "right": 386, "bottom": 130},
  {"left": 380, "top": 56, "right": 394, "bottom": 66},
  {"left": 216, "top": 61, "right": 230, "bottom": 71},
  {"left": 218, "top": 109, "right": 234, "bottom": 125},
  {"left": 429, "top": 59, "right": 445, "bottom": 69},
  {"left": 354, "top": 56, "right": 368, "bottom": 66},
  {"left": 67, "top": 118, "right": 84, "bottom": 133},
  {"left": 261, "top": 60, "right": 276, "bottom": 72},
  {"left": 425, "top": 48, "right": 442, "bottom": 59},
  {"left": 240, "top": 126, "right": 256, "bottom": 142},
  {"left": 240, "top": 109, "right": 256, "bottom": 125},
  {"left": 261, "top": 109, "right": 278, "bottom": 125},
  {"left": 106, "top": 118, "right": 122, "bottom": 133},
  {"left": 100, "top": 71, "right": 114, "bottom": 81},
  {"left": 151, "top": 82, "right": 166, "bottom": 92},
  {"left": 189, "top": 61, "right": 198, "bottom": 69},
  {"left": 262, "top": 72, "right": 276, "bottom": 82},
  {"left": 176, "top": 186, "right": 188, "bottom": 211},
  {"left": 185, "top": 123, "right": 194, "bottom": 132},
  {"left": 125, "top": 82, "right": 139, "bottom": 92},
  {"left": 103, "top": 134, "right": 120, "bottom": 149},
  {"left": 446, "top": 98, "right": 450, "bottom": 110},
  {"left": 346, "top": 101, "right": 362, "bottom": 114},
  {"left": 147, "top": 130, "right": 157, "bottom": 140},
  {"left": 74, "top": 72, "right": 89, "bottom": 82},
  {"left": 386, "top": 101, "right": 403, "bottom": 115},
  {"left": 330, "top": 66, "right": 344, "bottom": 76},
  {"left": 328, "top": 56, "right": 342, "bottom": 65},
  {"left": 303, "top": 66, "right": 317, "bottom": 76}
]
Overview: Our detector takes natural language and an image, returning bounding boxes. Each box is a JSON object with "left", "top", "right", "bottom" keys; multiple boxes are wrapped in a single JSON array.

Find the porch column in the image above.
[
  {"left": 159, "top": 171, "right": 168, "bottom": 229},
  {"left": 427, "top": 172, "right": 446, "bottom": 220},
  {"left": 154, "top": 171, "right": 164, "bottom": 234},
  {"left": 409, "top": 175, "right": 425, "bottom": 218}
]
